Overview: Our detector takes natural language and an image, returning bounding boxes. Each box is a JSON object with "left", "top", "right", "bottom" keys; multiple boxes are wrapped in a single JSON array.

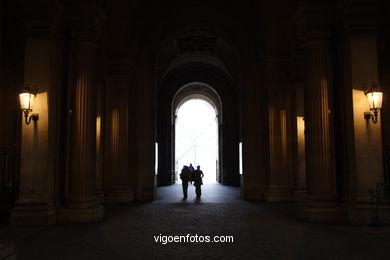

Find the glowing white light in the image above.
[
  {"left": 366, "top": 91, "right": 383, "bottom": 110},
  {"left": 175, "top": 99, "right": 218, "bottom": 184},
  {"left": 19, "top": 92, "right": 35, "bottom": 111}
]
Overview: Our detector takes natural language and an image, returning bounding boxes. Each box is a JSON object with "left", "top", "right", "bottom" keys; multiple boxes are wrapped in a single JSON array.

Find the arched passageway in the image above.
[
  {"left": 157, "top": 66, "right": 240, "bottom": 188},
  {"left": 175, "top": 98, "right": 219, "bottom": 184}
]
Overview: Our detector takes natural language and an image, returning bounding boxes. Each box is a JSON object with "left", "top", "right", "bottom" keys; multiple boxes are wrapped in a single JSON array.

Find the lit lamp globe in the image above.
[
  {"left": 364, "top": 83, "right": 383, "bottom": 124},
  {"left": 19, "top": 85, "right": 39, "bottom": 125},
  {"left": 19, "top": 92, "right": 35, "bottom": 112},
  {"left": 366, "top": 91, "right": 383, "bottom": 112}
]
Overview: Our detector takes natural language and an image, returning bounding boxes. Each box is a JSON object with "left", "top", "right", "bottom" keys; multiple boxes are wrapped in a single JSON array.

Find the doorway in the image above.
[
  {"left": 175, "top": 98, "right": 218, "bottom": 184},
  {"left": 157, "top": 66, "right": 239, "bottom": 187}
]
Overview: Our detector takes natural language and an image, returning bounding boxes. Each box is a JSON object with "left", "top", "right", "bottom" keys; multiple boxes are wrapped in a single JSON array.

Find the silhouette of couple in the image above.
[{"left": 179, "top": 163, "right": 204, "bottom": 199}]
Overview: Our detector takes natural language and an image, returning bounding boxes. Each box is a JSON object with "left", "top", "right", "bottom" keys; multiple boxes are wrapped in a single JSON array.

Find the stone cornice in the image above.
[
  {"left": 339, "top": 0, "right": 380, "bottom": 35},
  {"left": 62, "top": 0, "right": 107, "bottom": 40},
  {"left": 21, "top": 0, "right": 62, "bottom": 37},
  {"left": 106, "top": 55, "right": 135, "bottom": 80},
  {"left": 289, "top": 54, "right": 305, "bottom": 82},
  {"left": 302, "top": 29, "right": 332, "bottom": 44},
  {"left": 293, "top": 3, "right": 337, "bottom": 46},
  {"left": 293, "top": 3, "right": 338, "bottom": 31},
  {"left": 263, "top": 59, "right": 290, "bottom": 83},
  {"left": 71, "top": 30, "right": 99, "bottom": 44}
]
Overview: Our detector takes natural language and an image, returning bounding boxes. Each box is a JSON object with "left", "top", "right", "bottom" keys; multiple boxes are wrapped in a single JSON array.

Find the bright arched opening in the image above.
[{"left": 175, "top": 99, "right": 218, "bottom": 184}]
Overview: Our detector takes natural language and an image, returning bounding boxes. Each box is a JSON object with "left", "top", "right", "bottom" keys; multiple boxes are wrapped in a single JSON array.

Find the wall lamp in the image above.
[
  {"left": 19, "top": 84, "right": 39, "bottom": 125},
  {"left": 364, "top": 82, "right": 383, "bottom": 124}
]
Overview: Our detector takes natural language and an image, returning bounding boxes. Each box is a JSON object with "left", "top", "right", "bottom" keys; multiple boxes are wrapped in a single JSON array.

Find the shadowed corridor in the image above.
[{"left": 1, "top": 184, "right": 390, "bottom": 259}]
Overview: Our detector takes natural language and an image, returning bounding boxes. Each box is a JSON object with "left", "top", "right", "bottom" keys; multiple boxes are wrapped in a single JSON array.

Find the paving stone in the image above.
[{"left": 1, "top": 184, "right": 390, "bottom": 259}]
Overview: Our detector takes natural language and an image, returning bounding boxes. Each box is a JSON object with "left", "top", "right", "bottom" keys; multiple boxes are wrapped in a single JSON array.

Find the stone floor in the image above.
[{"left": 1, "top": 183, "right": 390, "bottom": 260}]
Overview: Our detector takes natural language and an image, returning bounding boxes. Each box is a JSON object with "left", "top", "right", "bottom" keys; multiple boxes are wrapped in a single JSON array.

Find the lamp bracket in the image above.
[
  {"left": 364, "top": 112, "right": 372, "bottom": 120},
  {"left": 24, "top": 111, "right": 39, "bottom": 125},
  {"left": 364, "top": 82, "right": 378, "bottom": 94},
  {"left": 364, "top": 111, "right": 379, "bottom": 124}
]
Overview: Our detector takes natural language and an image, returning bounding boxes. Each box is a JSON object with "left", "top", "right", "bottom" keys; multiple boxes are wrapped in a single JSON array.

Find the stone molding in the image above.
[
  {"left": 21, "top": 0, "right": 62, "bottom": 37},
  {"left": 71, "top": 29, "right": 99, "bottom": 44}
]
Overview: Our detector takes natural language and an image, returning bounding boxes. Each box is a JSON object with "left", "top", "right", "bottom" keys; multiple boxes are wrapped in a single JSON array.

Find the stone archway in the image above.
[
  {"left": 172, "top": 82, "right": 222, "bottom": 183},
  {"left": 157, "top": 65, "right": 239, "bottom": 187}
]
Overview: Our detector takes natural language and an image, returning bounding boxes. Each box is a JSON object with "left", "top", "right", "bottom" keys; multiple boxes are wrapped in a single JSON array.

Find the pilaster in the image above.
[
  {"left": 340, "top": 0, "right": 389, "bottom": 225},
  {"left": 10, "top": 0, "right": 61, "bottom": 226}
]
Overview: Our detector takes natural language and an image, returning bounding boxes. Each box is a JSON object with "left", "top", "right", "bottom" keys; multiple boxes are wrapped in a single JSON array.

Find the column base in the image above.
[
  {"left": 136, "top": 191, "right": 155, "bottom": 202},
  {"left": 10, "top": 202, "right": 56, "bottom": 226},
  {"left": 293, "top": 187, "right": 306, "bottom": 202},
  {"left": 243, "top": 190, "right": 264, "bottom": 201},
  {"left": 57, "top": 205, "right": 104, "bottom": 223},
  {"left": 106, "top": 189, "right": 133, "bottom": 203},
  {"left": 0, "top": 243, "right": 17, "bottom": 260},
  {"left": 96, "top": 189, "right": 105, "bottom": 203},
  {"left": 299, "top": 201, "right": 345, "bottom": 223},
  {"left": 265, "top": 185, "right": 293, "bottom": 202},
  {"left": 347, "top": 201, "right": 390, "bottom": 226}
]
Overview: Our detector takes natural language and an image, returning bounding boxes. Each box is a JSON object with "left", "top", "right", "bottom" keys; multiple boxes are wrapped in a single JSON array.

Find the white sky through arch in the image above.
[{"left": 175, "top": 99, "right": 218, "bottom": 184}]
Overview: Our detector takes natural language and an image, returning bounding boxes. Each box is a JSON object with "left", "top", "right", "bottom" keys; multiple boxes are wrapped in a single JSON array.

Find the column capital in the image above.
[
  {"left": 339, "top": 0, "right": 380, "bottom": 35},
  {"left": 293, "top": 3, "right": 336, "bottom": 46},
  {"left": 106, "top": 53, "right": 136, "bottom": 81},
  {"left": 21, "top": 0, "right": 62, "bottom": 37},
  {"left": 62, "top": 0, "right": 107, "bottom": 41},
  {"left": 301, "top": 28, "right": 332, "bottom": 45},
  {"left": 71, "top": 29, "right": 99, "bottom": 44},
  {"left": 293, "top": 2, "right": 337, "bottom": 30},
  {"left": 263, "top": 58, "right": 289, "bottom": 83},
  {"left": 289, "top": 53, "right": 305, "bottom": 82}
]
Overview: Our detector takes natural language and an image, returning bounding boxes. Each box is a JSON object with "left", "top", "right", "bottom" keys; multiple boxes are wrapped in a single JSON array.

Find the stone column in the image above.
[
  {"left": 290, "top": 52, "right": 306, "bottom": 201},
  {"left": 105, "top": 80, "right": 132, "bottom": 203},
  {"left": 0, "top": 0, "right": 4, "bottom": 146},
  {"left": 241, "top": 49, "right": 268, "bottom": 201},
  {"left": 10, "top": 1, "right": 60, "bottom": 225},
  {"left": 298, "top": 29, "right": 344, "bottom": 223},
  {"left": 341, "top": 0, "right": 389, "bottom": 225},
  {"left": 134, "top": 49, "right": 156, "bottom": 201},
  {"left": 265, "top": 60, "right": 294, "bottom": 202},
  {"left": 58, "top": 31, "right": 103, "bottom": 223},
  {"left": 266, "top": 107, "right": 293, "bottom": 201},
  {"left": 96, "top": 81, "right": 105, "bottom": 202}
]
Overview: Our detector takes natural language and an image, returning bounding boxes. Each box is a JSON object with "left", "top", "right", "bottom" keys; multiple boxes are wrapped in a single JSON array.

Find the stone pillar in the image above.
[
  {"left": 380, "top": 2, "right": 390, "bottom": 187},
  {"left": 264, "top": 60, "right": 294, "bottom": 202},
  {"left": 294, "top": 104, "right": 306, "bottom": 201},
  {"left": 95, "top": 81, "right": 105, "bottom": 202},
  {"left": 0, "top": 0, "right": 4, "bottom": 146},
  {"left": 266, "top": 107, "right": 293, "bottom": 201},
  {"left": 58, "top": 31, "right": 103, "bottom": 223},
  {"left": 241, "top": 49, "right": 268, "bottom": 201},
  {"left": 10, "top": 1, "right": 60, "bottom": 225},
  {"left": 266, "top": 104, "right": 293, "bottom": 200},
  {"left": 341, "top": 0, "right": 389, "bottom": 225},
  {"left": 290, "top": 52, "right": 306, "bottom": 201},
  {"left": 298, "top": 29, "right": 344, "bottom": 223},
  {"left": 134, "top": 49, "right": 156, "bottom": 201},
  {"left": 105, "top": 80, "right": 132, "bottom": 203}
]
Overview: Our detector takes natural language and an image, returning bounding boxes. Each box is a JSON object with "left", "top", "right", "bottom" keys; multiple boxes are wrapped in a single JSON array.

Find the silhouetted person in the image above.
[
  {"left": 180, "top": 165, "right": 190, "bottom": 199},
  {"left": 188, "top": 163, "right": 194, "bottom": 178},
  {"left": 193, "top": 165, "right": 204, "bottom": 198}
]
